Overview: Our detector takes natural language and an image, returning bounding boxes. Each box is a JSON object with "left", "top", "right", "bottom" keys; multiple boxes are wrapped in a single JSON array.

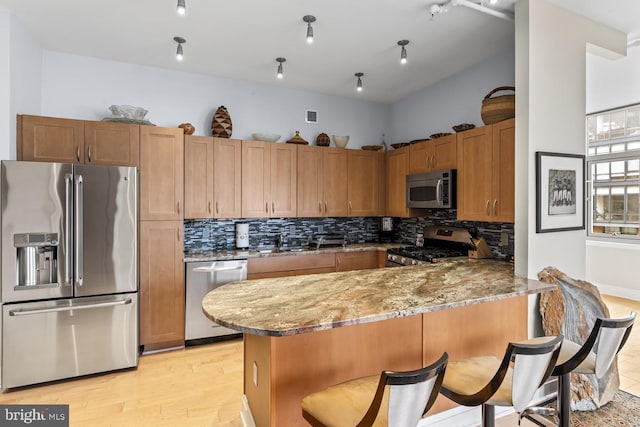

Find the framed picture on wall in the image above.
[{"left": 536, "top": 151, "right": 585, "bottom": 233}]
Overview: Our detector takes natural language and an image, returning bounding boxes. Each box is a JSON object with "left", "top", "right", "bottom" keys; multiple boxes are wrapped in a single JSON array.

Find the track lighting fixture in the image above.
[
  {"left": 398, "top": 40, "right": 409, "bottom": 65},
  {"left": 355, "top": 72, "right": 364, "bottom": 92},
  {"left": 174, "top": 36, "right": 186, "bottom": 61},
  {"left": 276, "top": 57, "right": 286, "bottom": 79},
  {"left": 177, "top": 0, "right": 186, "bottom": 16},
  {"left": 303, "top": 15, "right": 316, "bottom": 44}
]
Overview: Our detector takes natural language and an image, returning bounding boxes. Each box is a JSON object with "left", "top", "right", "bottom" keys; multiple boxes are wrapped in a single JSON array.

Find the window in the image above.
[{"left": 587, "top": 104, "right": 640, "bottom": 239}]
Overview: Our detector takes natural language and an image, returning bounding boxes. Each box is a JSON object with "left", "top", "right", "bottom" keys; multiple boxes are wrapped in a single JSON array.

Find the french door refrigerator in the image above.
[{"left": 0, "top": 161, "right": 138, "bottom": 388}]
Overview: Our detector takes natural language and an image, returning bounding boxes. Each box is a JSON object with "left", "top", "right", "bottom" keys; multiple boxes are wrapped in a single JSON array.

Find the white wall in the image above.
[
  {"left": 389, "top": 50, "right": 515, "bottom": 143},
  {"left": 39, "top": 51, "right": 389, "bottom": 149},
  {"left": 0, "top": 11, "right": 10, "bottom": 159},
  {"left": 584, "top": 46, "right": 640, "bottom": 297},
  {"left": 8, "top": 13, "right": 42, "bottom": 160},
  {"left": 514, "top": 0, "right": 626, "bottom": 281}
]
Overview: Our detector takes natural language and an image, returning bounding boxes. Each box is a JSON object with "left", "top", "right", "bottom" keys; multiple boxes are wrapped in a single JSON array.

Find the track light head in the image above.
[
  {"left": 177, "top": 0, "right": 186, "bottom": 16},
  {"left": 398, "top": 40, "right": 409, "bottom": 65},
  {"left": 276, "top": 57, "right": 286, "bottom": 79},
  {"left": 174, "top": 36, "right": 186, "bottom": 61},
  {"left": 355, "top": 72, "right": 364, "bottom": 92},
  {"left": 303, "top": 15, "right": 316, "bottom": 44}
]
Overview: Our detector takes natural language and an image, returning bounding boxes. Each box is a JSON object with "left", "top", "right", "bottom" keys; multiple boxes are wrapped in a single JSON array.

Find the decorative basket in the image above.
[
  {"left": 211, "top": 105, "right": 233, "bottom": 138},
  {"left": 481, "top": 86, "right": 515, "bottom": 125},
  {"left": 316, "top": 132, "right": 330, "bottom": 146}
]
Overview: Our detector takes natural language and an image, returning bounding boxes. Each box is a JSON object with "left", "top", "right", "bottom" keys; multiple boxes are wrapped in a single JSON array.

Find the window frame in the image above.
[{"left": 586, "top": 103, "right": 640, "bottom": 244}]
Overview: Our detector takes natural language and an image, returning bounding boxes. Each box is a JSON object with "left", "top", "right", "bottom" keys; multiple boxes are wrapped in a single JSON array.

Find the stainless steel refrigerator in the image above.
[{"left": 0, "top": 161, "right": 138, "bottom": 388}]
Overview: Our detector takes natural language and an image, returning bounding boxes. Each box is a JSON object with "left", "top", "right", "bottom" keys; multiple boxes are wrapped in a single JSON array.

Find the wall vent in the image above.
[{"left": 305, "top": 109, "right": 318, "bottom": 124}]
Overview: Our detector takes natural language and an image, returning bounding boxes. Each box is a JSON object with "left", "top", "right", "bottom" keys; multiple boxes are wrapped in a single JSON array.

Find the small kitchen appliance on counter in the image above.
[
  {"left": 386, "top": 225, "right": 476, "bottom": 267},
  {"left": 308, "top": 233, "right": 346, "bottom": 249},
  {"left": 235, "top": 222, "right": 249, "bottom": 249}
]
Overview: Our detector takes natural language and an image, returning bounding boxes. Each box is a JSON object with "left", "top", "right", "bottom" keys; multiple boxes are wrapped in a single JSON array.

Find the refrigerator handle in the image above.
[
  {"left": 64, "top": 173, "right": 73, "bottom": 286},
  {"left": 9, "top": 298, "right": 133, "bottom": 316},
  {"left": 75, "top": 174, "right": 84, "bottom": 287}
]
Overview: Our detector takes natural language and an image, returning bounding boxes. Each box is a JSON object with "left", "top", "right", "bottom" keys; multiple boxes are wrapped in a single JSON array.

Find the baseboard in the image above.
[
  {"left": 597, "top": 284, "right": 640, "bottom": 301},
  {"left": 240, "top": 395, "right": 256, "bottom": 427}
]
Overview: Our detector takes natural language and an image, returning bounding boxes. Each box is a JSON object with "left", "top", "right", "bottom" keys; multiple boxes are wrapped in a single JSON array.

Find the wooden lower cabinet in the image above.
[
  {"left": 247, "top": 253, "right": 335, "bottom": 280},
  {"left": 139, "top": 220, "right": 185, "bottom": 350},
  {"left": 335, "top": 251, "right": 379, "bottom": 271}
]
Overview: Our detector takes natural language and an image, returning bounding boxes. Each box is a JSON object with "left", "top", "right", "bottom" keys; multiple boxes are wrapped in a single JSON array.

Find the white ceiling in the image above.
[{"left": 0, "top": 0, "right": 638, "bottom": 104}]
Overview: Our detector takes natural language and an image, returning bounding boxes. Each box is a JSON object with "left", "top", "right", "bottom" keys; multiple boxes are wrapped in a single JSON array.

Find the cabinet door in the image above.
[
  {"left": 323, "top": 148, "right": 348, "bottom": 217},
  {"left": 242, "top": 140, "right": 270, "bottom": 218},
  {"left": 410, "top": 141, "right": 431, "bottom": 173},
  {"left": 213, "top": 138, "right": 242, "bottom": 218},
  {"left": 456, "top": 126, "right": 493, "bottom": 221},
  {"left": 433, "top": 134, "right": 457, "bottom": 170},
  {"left": 84, "top": 121, "right": 140, "bottom": 166},
  {"left": 348, "top": 150, "right": 379, "bottom": 217},
  {"left": 184, "top": 136, "right": 214, "bottom": 219},
  {"left": 140, "top": 126, "right": 184, "bottom": 221},
  {"left": 139, "top": 220, "right": 185, "bottom": 348},
  {"left": 335, "top": 251, "right": 379, "bottom": 272},
  {"left": 270, "top": 143, "right": 297, "bottom": 217},
  {"left": 18, "top": 115, "right": 84, "bottom": 163},
  {"left": 491, "top": 119, "right": 515, "bottom": 222},
  {"left": 297, "top": 146, "right": 324, "bottom": 217},
  {"left": 386, "top": 146, "right": 411, "bottom": 217}
]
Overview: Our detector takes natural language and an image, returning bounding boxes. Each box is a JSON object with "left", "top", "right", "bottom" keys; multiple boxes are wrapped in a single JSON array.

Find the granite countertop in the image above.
[
  {"left": 184, "top": 242, "right": 405, "bottom": 262},
  {"left": 201, "top": 258, "right": 555, "bottom": 337}
]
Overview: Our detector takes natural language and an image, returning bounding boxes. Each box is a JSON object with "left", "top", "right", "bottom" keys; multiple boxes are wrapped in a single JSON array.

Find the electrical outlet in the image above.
[
  {"left": 500, "top": 231, "right": 509, "bottom": 246},
  {"left": 318, "top": 225, "right": 324, "bottom": 234},
  {"left": 253, "top": 361, "right": 258, "bottom": 386}
]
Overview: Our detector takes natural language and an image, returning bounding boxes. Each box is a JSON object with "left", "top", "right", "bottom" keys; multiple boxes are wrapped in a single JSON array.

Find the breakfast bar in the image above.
[{"left": 202, "top": 259, "right": 555, "bottom": 427}]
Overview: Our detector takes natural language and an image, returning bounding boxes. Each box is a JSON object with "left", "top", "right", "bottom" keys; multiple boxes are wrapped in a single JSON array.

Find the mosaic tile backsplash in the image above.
[{"left": 184, "top": 210, "right": 514, "bottom": 261}]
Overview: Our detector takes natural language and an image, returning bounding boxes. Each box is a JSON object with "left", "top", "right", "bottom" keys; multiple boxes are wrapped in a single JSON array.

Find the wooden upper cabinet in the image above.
[
  {"left": 139, "top": 220, "right": 185, "bottom": 348},
  {"left": 84, "top": 121, "right": 139, "bottom": 166},
  {"left": 213, "top": 138, "right": 242, "bottom": 218},
  {"left": 140, "top": 126, "right": 184, "bottom": 221},
  {"left": 184, "top": 135, "right": 214, "bottom": 219},
  {"left": 456, "top": 119, "right": 514, "bottom": 222},
  {"left": 242, "top": 140, "right": 297, "bottom": 218},
  {"left": 347, "top": 150, "right": 379, "bottom": 217},
  {"left": 297, "top": 146, "right": 348, "bottom": 217},
  {"left": 18, "top": 115, "right": 85, "bottom": 163},
  {"left": 385, "top": 146, "right": 411, "bottom": 217},
  {"left": 409, "top": 135, "right": 456, "bottom": 174},
  {"left": 491, "top": 119, "right": 515, "bottom": 222}
]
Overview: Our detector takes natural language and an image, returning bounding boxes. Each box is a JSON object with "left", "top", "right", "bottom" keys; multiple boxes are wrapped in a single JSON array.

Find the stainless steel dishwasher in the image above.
[{"left": 185, "top": 259, "right": 247, "bottom": 341}]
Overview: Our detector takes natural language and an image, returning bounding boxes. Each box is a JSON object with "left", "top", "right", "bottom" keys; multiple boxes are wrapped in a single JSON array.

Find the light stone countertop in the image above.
[
  {"left": 201, "top": 258, "right": 555, "bottom": 337},
  {"left": 183, "top": 242, "right": 405, "bottom": 262}
]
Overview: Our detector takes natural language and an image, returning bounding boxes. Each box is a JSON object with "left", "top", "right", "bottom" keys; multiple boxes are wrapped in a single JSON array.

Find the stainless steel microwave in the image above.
[{"left": 406, "top": 170, "right": 456, "bottom": 209}]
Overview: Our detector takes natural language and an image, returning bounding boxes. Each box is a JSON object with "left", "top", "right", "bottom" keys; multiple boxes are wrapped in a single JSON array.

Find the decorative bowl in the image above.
[
  {"left": 390, "top": 142, "right": 410, "bottom": 149},
  {"left": 179, "top": 123, "right": 195, "bottom": 135},
  {"left": 252, "top": 132, "right": 281, "bottom": 142},
  {"left": 332, "top": 135, "right": 350, "bottom": 148},
  {"left": 429, "top": 132, "right": 452, "bottom": 139},
  {"left": 452, "top": 123, "right": 476, "bottom": 133},
  {"left": 109, "top": 105, "right": 148, "bottom": 121}
]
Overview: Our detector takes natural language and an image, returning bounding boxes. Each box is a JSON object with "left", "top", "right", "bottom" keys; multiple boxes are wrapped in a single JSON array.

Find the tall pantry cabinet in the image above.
[{"left": 139, "top": 126, "right": 185, "bottom": 351}]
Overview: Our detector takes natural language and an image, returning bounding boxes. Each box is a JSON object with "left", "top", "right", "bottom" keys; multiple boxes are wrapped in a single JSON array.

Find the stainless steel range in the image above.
[{"left": 386, "top": 226, "right": 474, "bottom": 267}]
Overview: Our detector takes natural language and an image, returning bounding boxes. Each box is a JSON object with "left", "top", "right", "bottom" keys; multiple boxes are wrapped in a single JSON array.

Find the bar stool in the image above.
[
  {"left": 300, "top": 352, "right": 447, "bottom": 427},
  {"left": 439, "top": 335, "right": 563, "bottom": 427},
  {"left": 525, "top": 312, "right": 636, "bottom": 427}
]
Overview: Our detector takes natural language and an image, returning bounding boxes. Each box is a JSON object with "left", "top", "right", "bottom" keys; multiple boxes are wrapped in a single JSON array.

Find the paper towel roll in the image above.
[{"left": 235, "top": 223, "right": 249, "bottom": 249}]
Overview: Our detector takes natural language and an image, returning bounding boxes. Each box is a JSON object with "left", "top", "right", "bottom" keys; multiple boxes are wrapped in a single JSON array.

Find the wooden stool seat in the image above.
[
  {"left": 301, "top": 353, "right": 448, "bottom": 427},
  {"left": 301, "top": 375, "right": 390, "bottom": 426}
]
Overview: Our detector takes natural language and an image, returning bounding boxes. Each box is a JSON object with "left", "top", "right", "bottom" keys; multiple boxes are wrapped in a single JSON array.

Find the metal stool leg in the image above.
[
  {"left": 482, "top": 404, "right": 495, "bottom": 427},
  {"left": 557, "top": 373, "right": 571, "bottom": 427}
]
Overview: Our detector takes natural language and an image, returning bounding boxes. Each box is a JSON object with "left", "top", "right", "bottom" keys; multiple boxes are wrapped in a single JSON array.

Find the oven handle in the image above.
[{"left": 436, "top": 179, "right": 443, "bottom": 206}]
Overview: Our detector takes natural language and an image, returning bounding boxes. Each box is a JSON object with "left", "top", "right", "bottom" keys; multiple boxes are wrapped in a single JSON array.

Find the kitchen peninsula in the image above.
[{"left": 202, "top": 259, "right": 555, "bottom": 427}]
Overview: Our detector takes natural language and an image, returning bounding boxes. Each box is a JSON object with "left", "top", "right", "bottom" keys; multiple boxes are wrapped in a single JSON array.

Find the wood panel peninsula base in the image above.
[{"left": 202, "top": 259, "right": 555, "bottom": 427}]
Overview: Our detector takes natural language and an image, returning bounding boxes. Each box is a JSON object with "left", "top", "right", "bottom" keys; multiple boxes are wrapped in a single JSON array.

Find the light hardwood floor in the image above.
[{"left": 0, "top": 295, "right": 637, "bottom": 427}]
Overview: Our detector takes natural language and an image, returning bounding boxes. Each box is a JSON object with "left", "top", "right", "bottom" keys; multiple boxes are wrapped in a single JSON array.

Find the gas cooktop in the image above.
[{"left": 386, "top": 225, "right": 474, "bottom": 266}]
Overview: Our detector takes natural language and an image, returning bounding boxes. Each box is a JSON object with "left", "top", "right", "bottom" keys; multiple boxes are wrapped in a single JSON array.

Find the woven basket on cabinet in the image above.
[{"left": 480, "top": 86, "right": 515, "bottom": 125}]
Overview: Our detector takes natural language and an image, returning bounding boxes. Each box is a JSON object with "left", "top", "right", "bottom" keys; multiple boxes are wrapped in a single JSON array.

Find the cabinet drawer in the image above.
[{"left": 248, "top": 253, "right": 335, "bottom": 275}]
